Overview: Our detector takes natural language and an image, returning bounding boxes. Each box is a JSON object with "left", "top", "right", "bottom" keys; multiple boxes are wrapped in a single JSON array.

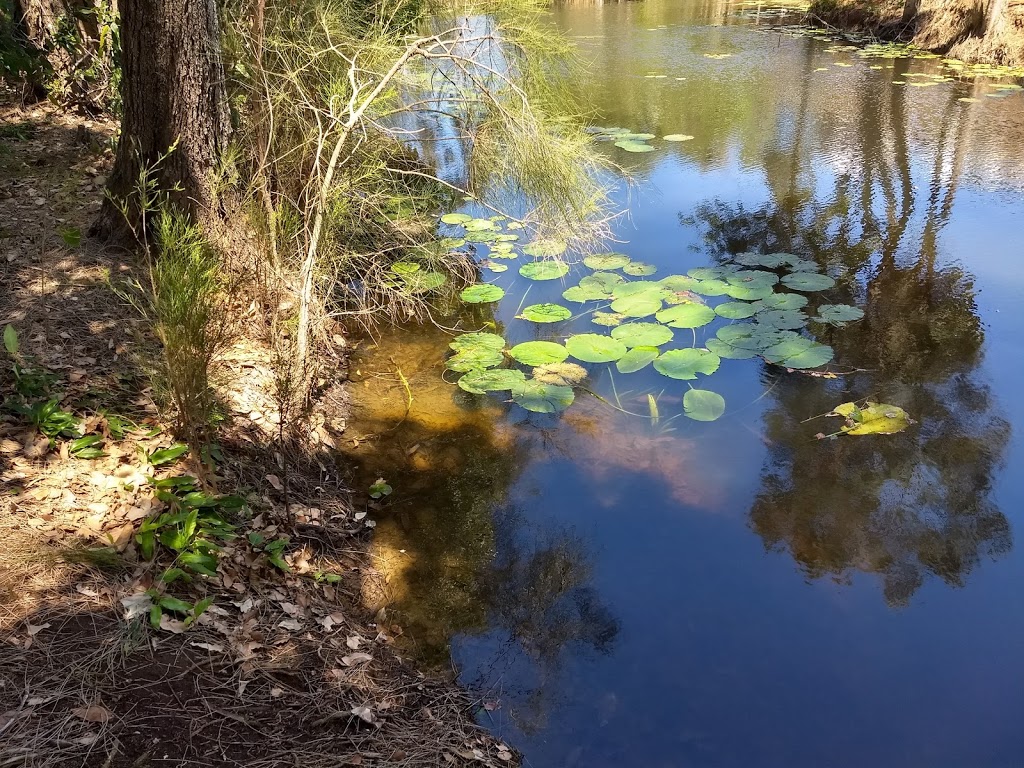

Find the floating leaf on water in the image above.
[
  {"left": 655, "top": 302, "right": 716, "bottom": 328},
  {"left": 610, "top": 292, "right": 664, "bottom": 318},
  {"left": 612, "top": 281, "right": 669, "bottom": 300},
  {"left": 616, "top": 345, "right": 660, "bottom": 373},
  {"left": 727, "top": 270, "right": 779, "bottom": 288},
  {"left": 611, "top": 322, "right": 674, "bottom": 347},
  {"left": 816, "top": 304, "right": 865, "bottom": 326},
  {"left": 717, "top": 323, "right": 798, "bottom": 351},
  {"left": 464, "top": 230, "right": 499, "bottom": 243},
  {"left": 755, "top": 309, "right": 807, "bottom": 329},
  {"left": 495, "top": 233, "right": 520, "bottom": 242},
  {"left": 619, "top": 132, "right": 657, "bottom": 140},
  {"left": 440, "top": 213, "right": 472, "bottom": 225},
  {"left": 439, "top": 237, "right": 466, "bottom": 249},
  {"left": 687, "top": 266, "right": 736, "bottom": 280},
  {"left": 460, "top": 284, "right": 505, "bottom": 303},
  {"left": 753, "top": 293, "right": 808, "bottom": 311},
  {"left": 683, "top": 388, "right": 726, "bottom": 422},
  {"left": 706, "top": 337, "right": 758, "bottom": 359},
  {"left": 450, "top": 332, "right": 505, "bottom": 352},
  {"left": 519, "top": 303, "right": 572, "bottom": 323},
  {"left": 523, "top": 239, "right": 567, "bottom": 257},
  {"left": 723, "top": 282, "right": 775, "bottom": 301},
  {"left": 623, "top": 262, "right": 657, "bottom": 276},
  {"left": 715, "top": 301, "right": 757, "bottom": 319},
  {"left": 510, "top": 379, "right": 575, "bottom": 413},
  {"left": 391, "top": 261, "right": 420, "bottom": 275},
  {"left": 733, "top": 252, "right": 788, "bottom": 268},
  {"left": 592, "top": 311, "right": 626, "bottom": 327},
  {"left": 458, "top": 368, "right": 526, "bottom": 394},
  {"left": 583, "top": 252, "right": 631, "bottom": 270},
  {"left": 830, "top": 401, "right": 914, "bottom": 435},
  {"left": 761, "top": 337, "right": 834, "bottom": 369},
  {"left": 785, "top": 258, "right": 820, "bottom": 272},
  {"left": 481, "top": 260, "right": 508, "bottom": 273},
  {"left": 402, "top": 271, "right": 447, "bottom": 294},
  {"left": 653, "top": 348, "right": 721, "bottom": 380},
  {"left": 532, "top": 362, "right": 588, "bottom": 386},
  {"left": 509, "top": 341, "right": 569, "bottom": 366},
  {"left": 464, "top": 218, "right": 496, "bottom": 231},
  {"left": 663, "top": 134, "right": 695, "bottom": 141},
  {"left": 581, "top": 271, "right": 626, "bottom": 296},
  {"left": 562, "top": 286, "right": 591, "bottom": 303},
  {"left": 519, "top": 261, "right": 570, "bottom": 281},
  {"left": 446, "top": 347, "right": 504, "bottom": 372},
  {"left": 615, "top": 140, "right": 655, "bottom": 153},
  {"left": 659, "top": 274, "right": 701, "bottom": 291},
  {"left": 691, "top": 278, "right": 731, "bottom": 296},
  {"left": 664, "top": 289, "right": 703, "bottom": 305},
  {"left": 566, "top": 333, "right": 628, "bottom": 363},
  {"left": 781, "top": 272, "right": 836, "bottom": 291}
]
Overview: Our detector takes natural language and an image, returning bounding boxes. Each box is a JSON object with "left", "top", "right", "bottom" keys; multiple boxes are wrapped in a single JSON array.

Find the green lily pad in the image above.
[
  {"left": 762, "top": 337, "right": 834, "bottom": 369},
  {"left": 723, "top": 280, "right": 776, "bottom": 300},
  {"left": 753, "top": 293, "right": 808, "bottom": 311},
  {"left": 449, "top": 332, "right": 505, "bottom": 352},
  {"left": 705, "top": 337, "right": 758, "bottom": 360},
  {"left": 653, "top": 348, "right": 721, "bottom": 380},
  {"left": 481, "top": 260, "right": 508, "bottom": 273},
  {"left": 687, "top": 266, "right": 736, "bottom": 280},
  {"left": 510, "top": 380, "right": 575, "bottom": 413},
  {"left": 519, "top": 261, "right": 570, "bottom": 281},
  {"left": 659, "top": 275, "right": 701, "bottom": 291},
  {"left": 440, "top": 213, "right": 472, "bottom": 225},
  {"left": 523, "top": 239, "right": 567, "bottom": 258},
  {"left": 519, "top": 303, "right": 572, "bottom": 323},
  {"left": 781, "top": 272, "right": 836, "bottom": 291},
  {"left": 460, "top": 284, "right": 505, "bottom": 304},
  {"left": 817, "top": 304, "right": 865, "bottom": 326},
  {"left": 611, "top": 281, "right": 669, "bottom": 300},
  {"left": 755, "top": 309, "right": 807, "bottom": 329},
  {"left": 580, "top": 271, "right": 626, "bottom": 296},
  {"left": 616, "top": 346, "right": 660, "bottom": 373},
  {"left": 402, "top": 271, "right": 448, "bottom": 294},
  {"left": 733, "top": 252, "right": 788, "bottom": 268},
  {"left": 532, "top": 362, "right": 588, "bottom": 386},
  {"left": 562, "top": 286, "right": 591, "bottom": 303},
  {"left": 691, "top": 279, "right": 731, "bottom": 297},
  {"left": 785, "top": 258, "right": 820, "bottom": 272},
  {"left": 445, "top": 347, "right": 505, "bottom": 372},
  {"left": 439, "top": 237, "right": 466, "bottom": 249},
  {"left": 727, "top": 270, "right": 779, "bottom": 288},
  {"left": 566, "top": 333, "right": 628, "bottom": 363},
  {"left": 615, "top": 140, "right": 655, "bottom": 153},
  {"left": 458, "top": 368, "right": 526, "bottom": 394},
  {"left": 655, "top": 303, "right": 716, "bottom": 328},
  {"left": 464, "top": 218, "right": 496, "bottom": 231},
  {"left": 464, "top": 230, "right": 500, "bottom": 243},
  {"left": 611, "top": 322, "right": 674, "bottom": 347},
  {"left": 623, "top": 262, "right": 657, "bottom": 276},
  {"left": 583, "top": 253, "right": 630, "bottom": 270},
  {"left": 715, "top": 301, "right": 757, "bottom": 319},
  {"left": 717, "top": 323, "right": 798, "bottom": 351},
  {"left": 663, "top": 134, "right": 695, "bottom": 141},
  {"left": 495, "top": 234, "right": 519, "bottom": 242},
  {"left": 830, "top": 401, "right": 914, "bottom": 435},
  {"left": 592, "top": 311, "right": 626, "bottom": 327},
  {"left": 683, "top": 389, "right": 726, "bottom": 421},
  {"left": 508, "top": 341, "right": 569, "bottom": 366},
  {"left": 610, "top": 293, "right": 663, "bottom": 318},
  {"left": 391, "top": 261, "right": 420, "bottom": 275}
]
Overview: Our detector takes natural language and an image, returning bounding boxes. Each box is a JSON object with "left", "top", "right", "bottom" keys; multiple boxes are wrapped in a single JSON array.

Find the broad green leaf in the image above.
[
  {"left": 464, "top": 230, "right": 499, "bottom": 243},
  {"left": 715, "top": 301, "right": 757, "bottom": 319},
  {"left": 440, "top": 212, "right": 472, "bottom": 225},
  {"left": 755, "top": 309, "right": 807, "bottom": 329},
  {"left": 705, "top": 337, "right": 758, "bottom": 359},
  {"left": 519, "top": 261, "right": 570, "bottom": 281},
  {"left": 583, "top": 253, "right": 630, "bottom": 270},
  {"left": 762, "top": 337, "right": 834, "bottom": 369},
  {"left": 655, "top": 303, "right": 716, "bottom": 328},
  {"left": 781, "top": 272, "right": 836, "bottom": 291},
  {"left": 611, "top": 281, "right": 669, "bottom": 300},
  {"left": 450, "top": 332, "right": 505, "bottom": 352},
  {"left": 482, "top": 261, "right": 508, "bottom": 273},
  {"left": 687, "top": 266, "right": 736, "bottom": 280},
  {"left": 458, "top": 368, "right": 526, "bottom": 394},
  {"left": 683, "top": 389, "right": 726, "bottom": 421},
  {"left": 615, "top": 140, "right": 655, "bottom": 152},
  {"left": 716, "top": 324, "right": 798, "bottom": 351},
  {"left": 610, "top": 294, "right": 662, "bottom": 318},
  {"left": 727, "top": 270, "right": 779, "bottom": 288},
  {"left": 663, "top": 134, "right": 695, "bottom": 141},
  {"left": 610, "top": 322, "right": 674, "bottom": 347},
  {"left": 562, "top": 286, "right": 591, "bottom": 303},
  {"left": 445, "top": 347, "right": 504, "bottom": 372},
  {"left": 616, "top": 346, "right": 660, "bottom": 373},
  {"left": 565, "top": 334, "right": 628, "bottom": 363},
  {"left": 402, "top": 271, "right": 447, "bottom": 294},
  {"left": 690, "top": 278, "right": 731, "bottom": 296},
  {"left": 659, "top": 275, "right": 701, "bottom": 291},
  {"left": 519, "top": 303, "right": 572, "bottom": 323},
  {"left": 510, "top": 380, "right": 575, "bottom": 413},
  {"left": 508, "top": 341, "right": 569, "bottom": 366},
  {"left": 733, "top": 252, "right": 788, "bottom": 268},
  {"left": 817, "top": 304, "right": 865, "bottom": 326},
  {"left": 653, "top": 349, "right": 720, "bottom": 380},
  {"left": 159, "top": 596, "right": 193, "bottom": 614},
  {"left": 831, "top": 401, "right": 914, "bottom": 435},
  {"left": 723, "top": 282, "right": 775, "bottom": 300},
  {"left": 532, "top": 362, "right": 588, "bottom": 386},
  {"left": 150, "top": 444, "right": 189, "bottom": 467},
  {"left": 460, "top": 284, "right": 504, "bottom": 303},
  {"left": 3, "top": 324, "right": 17, "bottom": 357},
  {"left": 592, "top": 311, "right": 626, "bottom": 327},
  {"left": 523, "top": 239, "right": 567, "bottom": 257},
  {"left": 623, "top": 262, "right": 657, "bottom": 276},
  {"left": 464, "top": 218, "right": 495, "bottom": 231},
  {"left": 390, "top": 261, "right": 420, "bottom": 275},
  {"left": 753, "top": 293, "right": 808, "bottom": 311}
]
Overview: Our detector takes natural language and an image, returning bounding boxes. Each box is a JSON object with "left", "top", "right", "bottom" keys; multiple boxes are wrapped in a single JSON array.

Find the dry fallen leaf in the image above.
[
  {"left": 266, "top": 474, "right": 283, "bottom": 491},
  {"left": 26, "top": 622, "right": 50, "bottom": 637},
  {"left": 278, "top": 619, "right": 302, "bottom": 631},
  {"left": 345, "top": 635, "right": 363, "bottom": 650},
  {"left": 341, "top": 652, "right": 373, "bottom": 666},
  {"left": 350, "top": 705, "right": 375, "bottom": 724},
  {"left": 71, "top": 704, "right": 112, "bottom": 723}
]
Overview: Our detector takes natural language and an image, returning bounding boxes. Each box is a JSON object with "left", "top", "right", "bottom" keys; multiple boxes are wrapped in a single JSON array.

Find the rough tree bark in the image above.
[{"left": 94, "top": 0, "right": 230, "bottom": 239}]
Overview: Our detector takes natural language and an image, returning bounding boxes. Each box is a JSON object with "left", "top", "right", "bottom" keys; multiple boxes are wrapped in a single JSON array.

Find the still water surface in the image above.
[{"left": 345, "top": 2, "right": 1024, "bottom": 765}]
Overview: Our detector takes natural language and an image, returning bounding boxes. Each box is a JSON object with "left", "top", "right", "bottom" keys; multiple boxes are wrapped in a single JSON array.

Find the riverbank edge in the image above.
[
  {"left": 808, "top": 0, "right": 1024, "bottom": 67},
  {"left": 0, "top": 94, "right": 515, "bottom": 767}
]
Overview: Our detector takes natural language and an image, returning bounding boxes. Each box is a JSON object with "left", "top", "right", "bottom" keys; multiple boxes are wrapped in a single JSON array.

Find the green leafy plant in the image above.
[
  {"left": 145, "top": 591, "right": 214, "bottom": 630},
  {"left": 15, "top": 398, "right": 82, "bottom": 440},
  {"left": 147, "top": 443, "right": 189, "bottom": 467},
  {"left": 247, "top": 532, "right": 291, "bottom": 571},
  {"left": 368, "top": 478, "right": 393, "bottom": 499},
  {"left": 69, "top": 433, "right": 107, "bottom": 459}
]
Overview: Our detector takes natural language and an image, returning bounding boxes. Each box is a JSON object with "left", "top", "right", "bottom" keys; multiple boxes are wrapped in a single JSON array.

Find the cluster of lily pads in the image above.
[
  {"left": 587, "top": 126, "right": 694, "bottom": 153},
  {"left": 444, "top": 243, "right": 865, "bottom": 420}
]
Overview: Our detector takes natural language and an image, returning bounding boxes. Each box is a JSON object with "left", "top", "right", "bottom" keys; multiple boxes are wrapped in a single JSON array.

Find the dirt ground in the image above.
[{"left": 0, "top": 96, "right": 515, "bottom": 767}]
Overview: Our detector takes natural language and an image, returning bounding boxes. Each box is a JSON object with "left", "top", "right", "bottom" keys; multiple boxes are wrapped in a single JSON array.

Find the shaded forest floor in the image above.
[{"left": 0, "top": 96, "right": 514, "bottom": 767}]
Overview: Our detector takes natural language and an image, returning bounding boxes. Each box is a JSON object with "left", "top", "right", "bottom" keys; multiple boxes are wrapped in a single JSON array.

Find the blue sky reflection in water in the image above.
[{"left": 351, "top": 2, "right": 1024, "bottom": 766}]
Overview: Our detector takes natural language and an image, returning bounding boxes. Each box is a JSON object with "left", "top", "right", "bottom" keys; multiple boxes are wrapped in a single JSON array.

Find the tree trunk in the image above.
[
  {"left": 985, "top": 0, "right": 1009, "bottom": 35},
  {"left": 902, "top": 0, "right": 920, "bottom": 27},
  {"left": 94, "top": 0, "right": 230, "bottom": 239}
]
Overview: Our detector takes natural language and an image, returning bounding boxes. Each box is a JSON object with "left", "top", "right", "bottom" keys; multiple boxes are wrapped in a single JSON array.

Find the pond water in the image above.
[{"left": 343, "top": 2, "right": 1024, "bottom": 766}]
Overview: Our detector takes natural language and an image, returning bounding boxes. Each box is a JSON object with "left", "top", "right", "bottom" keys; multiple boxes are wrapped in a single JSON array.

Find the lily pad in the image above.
[
  {"left": 562, "top": 286, "right": 591, "bottom": 303},
  {"left": 733, "top": 252, "right": 788, "bottom": 268},
  {"left": 583, "top": 253, "right": 631, "bottom": 270},
  {"left": 481, "top": 260, "right": 508, "bottom": 273},
  {"left": 464, "top": 230, "right": 499, "bottom": 243},
  {"left": 464, "top": 218, "right": 496, "bottom": 231},
  {"left": 445, "top": 347, "right": 504, "bottom": 372},
  {"left": 532, "top": 362, "right": 588, "bottom": 386},
  {"left": 727, "top": 270, "right": 779, "bottom": 288},
  {"left": 611, "top": 322, "right": 674, "bottom": 347},
  {"left": 688, "top": 266, "right": 737, "bottom": 280},
  {"left": 715, "top": 301, "right": 757, "bottom": 319},
  {"left": 691, "top": 279, "right": 731, "bottom": 297},
  {"left": 717, "top": 323, "right": 798, "bottom": 351},
  {"left": 655, "top": 303, "right": 716, "bottom": 328},
  {"left": 663, "top": 134, "right": 695, "bottom": 141},
  {"left": 659, "top": 275, "right": 701, "bottom": 291},
  {"left": 449, "top": 332, "right": 505, "bottom": 352},
  {"left": 830, "top": 401, "right": 914, "bottom": 435},
  {"left": 508, "top": 341, "right": 569, "bottom": 366},
  {"left": 616, "top": 346, "right": 660, "bottom": 373},
  {"left": 510, "top": 380, "right": 575, "bottom": 413},
  {"left": 440, "top": 213, "right": 472, "bottom": 225},
  {"left": 592, "top": 311, "right": 626, "bottom": 327},
  {"left": 723, "top": 282, "right": 775, "bottom": 301},
  {"left": 705, "top": 337, "right": 758, "bottom": 360},
  {"left": 653, "top": 348, "right": 721, "bottom": 380},
  {"left": 781, "top": 272, "right": 836, "bottom": 291},
  {"left": 615, "top": 140, "right": 655, "bottom": 153},
  {"left": 460, "top": 284, "right": 505, "bottom": 304},
  {"left": 683, "top": 389, "right": 726, "bottom": 421},
  {"left": 458, "top": 368, "right": 526, "bottom": 394},
  {"left": 612, "top": 281, "right": 668, "bottom": 300},
  {"left": 762, "top": 337, "right": 833, "bottom": 369},
  {"left": 391, "top": 261, "right": 420, "bottom": 275},
  {"left": 623, "top": 262, "right": 657, "bottom": 276},
  {"left": 755, "top": 309, "right": 807, "bottom": 329},
  {"left": 817, "top": 304, "right": 865, "bottom": 326},
  {"left": 519, "top": 261, "right": 570, "bottom": 281},
  {"left": 402, "top": 271, "right": 448, "bottom": 294},
  {"left": 566, "top": 334, "right": 628, "bottom": 363},
  {"left": 523, "top": 239, "right": 567, "bottom": 258},
  {"left": 610, "top": 293, "right": 663, "bottom": 318},
  {"left": 753, "top": 293, "right": 808, "bottom": 311},
  {"left": 519, "top": 303, "right": 572, "bottom": 323}
]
